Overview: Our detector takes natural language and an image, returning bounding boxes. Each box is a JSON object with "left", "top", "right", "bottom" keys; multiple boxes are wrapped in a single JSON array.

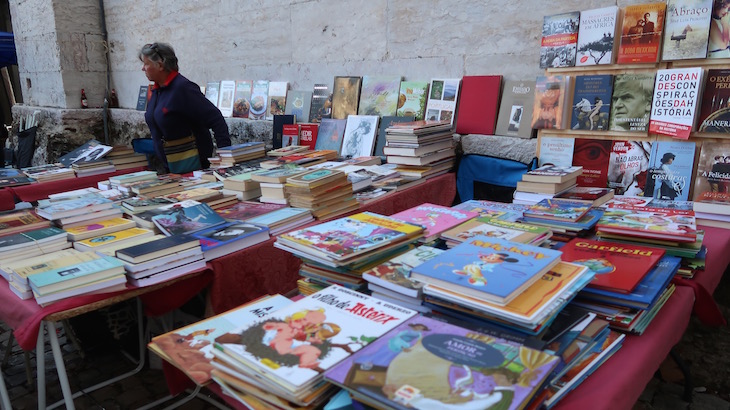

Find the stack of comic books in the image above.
[
  {"left": 440, "top": 216, "right": 552, "bottom": 248},
  {"left": 389, "top": 202, "right": 478, "bottom": 242},
  {"left": 596, "top": 204, "right": 698, "bottom": 244}
]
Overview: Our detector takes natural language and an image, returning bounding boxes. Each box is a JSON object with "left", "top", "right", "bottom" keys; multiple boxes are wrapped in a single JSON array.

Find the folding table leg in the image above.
[
  {"left": 0, "top": 367, "right": 11, "bottom": 410},
  {"left": 36, "top": 325, "right": 45, "bottom": 410},
  {"left": 45, "top": 321, "right": 75, "bottom": 410}
]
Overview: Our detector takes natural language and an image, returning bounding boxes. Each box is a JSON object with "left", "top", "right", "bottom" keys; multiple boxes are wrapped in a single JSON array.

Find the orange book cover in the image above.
[{"left": 617, "top": 2, "right": 667, "bottom": 63}]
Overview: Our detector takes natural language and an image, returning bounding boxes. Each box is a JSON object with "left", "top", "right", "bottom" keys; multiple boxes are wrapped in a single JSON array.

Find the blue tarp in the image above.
[{"left": 0, "top": 32, "right": 17, "bottom": 68}]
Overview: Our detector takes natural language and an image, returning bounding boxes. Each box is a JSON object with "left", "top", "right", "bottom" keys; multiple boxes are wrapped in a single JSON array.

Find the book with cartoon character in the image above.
[
  {"left": 596, "top": 205, "right": 697, "bottom": 243},
  {"left": 212, "top": 285, "right": 417, "bottom": 393},
  {"left": 410, "top": 236, "right": 561, "bottom": 306},
  {"left": 324, "top": 314, "right": 559, "bottom": 410},
  {"left": 390, "top": 203, "right": 479, "bottom": 242}
]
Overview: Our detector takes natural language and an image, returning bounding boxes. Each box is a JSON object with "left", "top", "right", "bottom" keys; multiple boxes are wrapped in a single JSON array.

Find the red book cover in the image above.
[
  {"left": 616, "top": 2, "right": 666, "bottom": 64},
  {"left": 560, "top": 238, "right": 664, "bottom": 293},
  {"left": 455, "top": 75, "right": 503, "bottom": 135},
  {"left": 572, "top": 138, "right": 611, "bottom": 187},
  {"left": 282, "top": 124, "right": 300, "bottom": 147},
  {"left": 299, "top": 123, "right": 319, "bottom": 150}
]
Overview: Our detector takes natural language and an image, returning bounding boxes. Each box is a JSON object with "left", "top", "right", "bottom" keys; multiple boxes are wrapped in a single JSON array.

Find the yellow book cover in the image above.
[
  {"left": 65, "top": 217, "right": 135, "bottom": 235},
  {"left": 11, "top": 249, "right": 100, "bottom": 279},
  {"left": 76, "top": 228, "right": 155, "bottom": 249},
  {"left": 348, "top": 212, "right": 424, "bottom": 237}
]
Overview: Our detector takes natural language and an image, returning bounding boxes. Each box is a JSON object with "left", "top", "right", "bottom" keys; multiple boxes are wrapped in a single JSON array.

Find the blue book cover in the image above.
[
  {"left": 452, "top": 199, "right": 528, "bottom": 222},
  {"left": 314, "top": 118, "right": 347, "bottom": 152},
  {"left": 521, "top": 208, "right": 604, "bottom": 230},
  {"left": 245, "top": 207, "right": 310, "bottom": 226},
  {"left": 151, "top": 200, "right": 227, "bottom": 236},
  {"left": 28, "top": 255, "right": 124, "bottom": 292},
  {"left": 192, "top": 221, "right": 269, "bottom": 251},
  {"left": 411, "top": 236, "right": 562, "bottom": 304},
  {"left": 570, "top": 75, "right": 613, "bottom": 130},
  {"left": 580, "top": 255, "right": 680, "bottom": 309},
  {"left": 643, "top": 140, "right": 696, "bottom": 201}
]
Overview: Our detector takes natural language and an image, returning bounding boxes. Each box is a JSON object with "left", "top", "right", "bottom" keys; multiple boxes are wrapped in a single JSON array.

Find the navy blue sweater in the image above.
[{"left": 145, "top": 72, "right": 231, "bottom": 170}]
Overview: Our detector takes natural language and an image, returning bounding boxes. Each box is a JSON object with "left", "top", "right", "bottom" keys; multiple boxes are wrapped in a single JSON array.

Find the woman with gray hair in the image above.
[{"left": 139, "top": 42, "right": 230, "bottom": 171}]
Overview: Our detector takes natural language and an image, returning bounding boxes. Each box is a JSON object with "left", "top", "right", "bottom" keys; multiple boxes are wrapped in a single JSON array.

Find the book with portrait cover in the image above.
[
  {"left": 661, "top": 0, "right": 713, "bottom": 61},
  {"left": 58, "top": 139, "right": 113, "bottom": 167},
  {"left": 324, "top": 315, "right": 559, "bottom": 410},
  {"left": 358, "top": 76, "right": 402, "bottom": 117},
  {"left": 314, "top": 118, "right": 347, "bottom": 152},
  {"left": 649, "top": 67, "right": 704, "bottom": 139},
  {"left": 396, "top": 81, "right": 429, "bottom": 121},
  {"left": 617, "top": 2, "right": 667, "bottom": 63},
  {"left": 570, "top": 75, "right": 613, "bottom": 131},
  {"left": 309, "top": 83, "right": 332, "bottom": 123},
  {"left": 455, "top": 75, "right": 502, "bottom": 135},
  {"left": 266, "top": 81, "right": 289, "bottom": 120},
  {"left": 692, "top": 141, "right": 730, "bottom": 213},
  {"left": 576, "top": 6, "right": 619, "bottom": 66},
  {"left": 424, "top": 78, "right": 461, "bottom": 126},
  {"left": 248, "top": 80, "right": 269, "bottom": 120},
  {"left": 151, "top": 200, "right": 227, "bottom": 236},
  {"left": 217, "top": 80, "right": 235, "bottom": 117},
  {"left": 191, "top": 221, "right": 270, "bottom": 260},
  {"left": 390, "top": 203, "right": 479, "bottom": 242},
  {"left": 284, "top": 90, "right": 313, "bottom": 123},
  {"left": 607, "top": 140, "right": 652, "bottom": 196},
  {"left": 215, "top": 201, "right": 285, "bottom": 221},
  {"left": 572, "top": 138, "right": 612, "bottom": 188},
  {"left": 331, "top": 76, "right": 362, "bottom": 120},
  {"left": 204, "top": 81, "right": 220, "bottom": 106},
  {"left": 643, "top": 140, "right": 696, "bottom": 201},
  {"left": 232, "top": 80, "right": 253, "bottom": 118},
  {"left": 531, "top": 75, "right": 572, "bottom": 130},
  {"left": 540, "top": 11, "right": 581, "bottom": 68},
  {"left": 538, "top": 135, "right": 575, "bottom": 167},
  {"left": 698, "top": 69, "right": 730, "bottom": 133},
  {"left": 608, "top": 73, "right": 656, "bottom": 132},
  {"left": 495, "top": 80, "right": 536, "bottom": 138}
]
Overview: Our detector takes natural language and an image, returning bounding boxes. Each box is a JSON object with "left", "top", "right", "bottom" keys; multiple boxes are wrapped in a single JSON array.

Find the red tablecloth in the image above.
[{"left": 0, "top": 188, "right": 15, "bottom": 211}]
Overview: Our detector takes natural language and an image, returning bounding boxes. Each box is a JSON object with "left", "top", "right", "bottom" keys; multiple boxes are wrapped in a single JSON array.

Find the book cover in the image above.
[
  {"left": 27, "top": 255, "right": 124, "bottom": 292},
  {"left": 325, "top": 315, "right": 558, "bottom": 410},
  {"left": 217, "top": 80, "right": 236, "bottom": 117},
  {"left": 341, "top": 115, "right": 379, "bottom": 159},
  {"left": 560, "top": 238, "right": 664, "bottom": 293},
  {"left": 204, "top": 81, "right": 220, "bottom": 106},
  {"left": 213, "top": 285, "right": 417, "bottom": 390},
  {"left": 272, "top": 114, "right": 296, "bottom": 149},
  {"left": 609, "top": 73, "right": 656, "bottom": 132},
  {"left": 390, "top": 203, "right": 479, "bottom": 240},
  {"left": 698, "top": 69, "right": 730, "bottom": 132},
  {"left": 115, "top": 234, "right": 200, "bottom": 261},
  {"left": 246, "top": 207, "right": 311, "bottom": 227},
  {"left": 597, "top": 205, "right": 697, "bottom": 242},
  {"left": 151, "top": 200, "right": 227, "bottom": 236},
  {"left": 452, "top": 200, "right": 529, "bottom": 223},
  {"left": 532, "top": 75, "right": 571, "bottom": 130},
  {"left": 576, "top": 6, "right": 619, "bottom": 66},
  {"left": 314, "top": 118, "right": 347, "bottom": 152},
  {"left": 282, "top": 124, "right": 300, "bottom": 147},
  {"left": 539, "top": 136, "right": 575, "bottom": 167},
  {"left": 523, "top": 165, "right": 583, "bottom": 183},
  {"left": 36, "top": 196, "right": 113, "bottom": 218},
  {"left": 649, "top": 67, "right": 704, "bottom": 138},
  {"left": 309, "top": 83, "right": 332, "bottom": 123},
  {"left": 396, "top": 81, "right": 429, "bottom": 121},
  {"left": 285, "top": 90, "right": 313, "bottom": 123},
  {"left": 6, "top": 248, "right": 99, "bottom": 280},
  {"left": 607, "top": 140, "right": 652, "bottom": 196},
  {"left": 232, "top": 80, "right": 253, "bottom": 118},
  {"left": 299, "top": 124, "right": 319, "bottom": 150},
  {"left": 495, "top": 80, "right": 537, "bottom": 138},
  {"left": 375, "top": 116, "right": 415, "bottom": 157},
  {"left": 332, "top": 77, "right": 362, "bottom": 120},
  {"left": 192, "top": 221, "right": 269, "bottom": 253},
  {"left": 266, "top": 81, "right": 289, "bottom": 120},
  {"left": 216, "top": 201, "right": 285, "bottom": 221},
  {"left": 572, "top": 138, "right": 611, "bottom": 187},
  {"left": 442, "top": 217, "right": 552, "bottom": 245},
  {"left": 411, "top": 236, "right": 562, "bottom": 304},
  {"left": 136, "top": 85, "right": 149, "bottom": 111},
  {"left": 74, "top": 227, "right": 154, "bottom": 250},
  {"left": 540, "top": 11, "right": 580, "bottom": 68},
  {"left": 643, "top": 140, "right": 696, "bottom": 201},
  {"left": 455, "top": 75, "right": 502, "bottom": 135},
  {"left": 570, "top": 75, "right": 613, "bottom": 131},
  {"left": 58, "top": 139, "right": 113, "bottom": 167},
  {"left": 357, "top": 76, "right": 402, "bottom": 117},
  {"left": 248, "top": 80, "right": 269, "bottom": 120},
  {"left": 692, "top": 141, "right": 730, "bottom": 207},
  {"left": 617, "top": 2, "right": 667, "bottom": 63},
  {"left": 662, "top": 0, "right": 713, "bottom": 61},
  {"left": 555, "top": 187, "right": 614, "bottom": 204},
  {"left": 65, "top": 217, "right": 135, "bottom": 237},
  {"left": 425, "top": 78, "right": 461, "bottom": 126},
  {"left": 362, "top": 246, "right": 444, "bottom": 298},
  {"left": 150, "top": 295, "right": 292, "bottom": 385},
  {"left": 524, "top": 199, "right": 591, "bottom": 221}
]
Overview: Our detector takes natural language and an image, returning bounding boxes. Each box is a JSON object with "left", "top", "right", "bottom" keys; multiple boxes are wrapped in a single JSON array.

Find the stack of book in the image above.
[
  {"left": 72, "top": 227, "right": 156, "bottom": 252},
  {"left": 333, "top": 163, "right": 400, "bottom": 193},
  {"left": 250, "top": 166, "right": 308, "bottom": 205},
  {"left": 514, "top": 165, "right": 582, "bottom": 205},
  {"left": 191, "top": 222, "right": 270, "bottom": 261},
  {"left": 210, "top": 285, "right": 417, "bottom": 409},
  {"left": 286, "top": 169, "right": 359, "bottom": 220},
  {"left": 159, "top": 187, "right": 223, "bottom": 206},
  {"left": 520, "top": 198, "right": 603, "bottom": 241},
  {"left": 452, "top": 199, "right": 528, "bottom": 222},
  {"left": 121, "top": 197, "right": 178, "bottom": 215},
  {"left": 596, "top": 205, "right": 698, "bottom": 246},
  {"left": 64, "top": 217, "right": 136, "bottom": 241},
  {"left": 440, "top": 216, "right": 553, "bottom": 248},
  {"left": 0, "top": 209, "right": 51, "bottom": 236},
  {"left": 552, "top": 186, "right": 615, "bottom": 208},
  {"left": 150, "top": 200, "right": 228, "bottom": 236},
  {"left": 115, "top": 235, "right": 205, "bottom": 286},
  {"left": 260, "top": 149, "right": 339, "bottom": 169},
  {"left": 216, "top": 163, "right": 263, "bottom": 201},
  {"left": 71, "top": 159, "right": 116, "bottom": 177},
  {"left": 216, "top": 142, "right": 266, "bottom": 167},
  {"left": 384, "top": 120, "right": 456, "bottom": 179},
  {"left": 123, "top": 176, "right": 183, "bottom": 198},
  {"left": 21, "top": 164, "right": 75, "bottom": 182},
  {"left": 2, "top": 248, "right": 96, "bottom": 299},
  {"left": 106, "top": 170, "right": 158, "bottom": 189},
  {"left": 104, "top": 145, "right": 148, "bottom": 171},
  {"left": 0, "top": 168, "right": 35, "bottom": 188},
  {"left": 0, "top": 226, "right": 69, "bottom": 267},
  {"left": 244, "top": 207, "right": 313, "bottom": 236},
  {"left": 389, "top": 202, "right": 478, "bottom": 243},
  {"left": 35, "top": 196, "right": 123, "bottom": 229}
]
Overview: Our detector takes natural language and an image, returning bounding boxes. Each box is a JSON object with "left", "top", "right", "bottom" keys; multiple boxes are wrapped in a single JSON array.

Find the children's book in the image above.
[
  {"left": 324, "top": 315, "right": 559, "bottom": 410},
  {"left": 213, "top": 285, "right": 417, "bottom": 391},
  {"left": 361, "top": 246, "right": 444, "bottom": 298},
  {"left": 341, "top": 115, "right": 379, "bottom": 159},
  {"left": 410, "top": 236, "right": 562, "bottom": 305},
  {"left": 597, "top": 205, "right": 697, "bottom": 242},
  {"left": 441, "top": 216, "right": 552, "bottom": 246},
  {"left": 451, "top": 200, "right": 528, "bottom": 223},
  {"left": 521, "top": 208, "right": 604, "bottom": 231},
  {"left": 151, "top": 200, "right": 227, "bottom": 236},
  {"left": 389, "top": 203, "right": 478, "bottom": 242},
  {"left": 523, "top": 199, "right": 591, "bottom": 222}
]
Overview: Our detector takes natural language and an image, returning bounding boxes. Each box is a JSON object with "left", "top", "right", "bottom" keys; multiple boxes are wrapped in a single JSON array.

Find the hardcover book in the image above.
[
  {"left": 396, "top": 81, "right": 429, "bottom": 121},
  {"left": 649, "top": 67, "right": 704, "bottom": 138},
  {"left": 576, "top": 6, "right": 619, "bottom": 65},
  {"left": 523, "top": 199, "right": 591, "bottom": 222},
  {"left": 204, "top": 81, "right": 220, "bottom": 106},
  {"left": 539, "top": 135, "right": 575, "bottom": 167},
  {"left": 441, "top": 216, "right": 552, "bottom": 246},
  {"left": 692, "top": 141, "right": 730, "bottom": 212},
  {"left": 58, "top": 139, "right": 113, "bottom": 167},
  {"left": 643, "top": 140, "right": 696, "bottom": 201},
  {"left": 607, "top": 140, "right": 652, "bottom": 196},
  {"left": 341, "top": 115, "right": 379, "bottom": 159},
  {"left": 570, "top": 75, "right": 613, "bottom": 131},
  {"left": 540, "top": 11, "right": 581, "bottom": 68},
  {"left": 532, "top": 75, "right": 571, "bottom": 130},
  {"left": 299, "top": 123, "right": 319, "bottom": 150},
  {"left": 314, "top": 118, "right": 347, "bottom": 152},
  {"left": 554, "top": 187, "right": 615, "bottom": 207},
  {"left": 232, "top": 80, "right": 253, "bottom": 118},
  {"left": 495, "top": 80, "right": 537, "bottom": 138},
  {"left": 523, "top": 165, "right": 583, "bottom": 184},
  {"left": 573, "top": 138, "right": 611, "bottom": 187},
  {"left": 136, "top": 85, "right": 148, "bottom": 111},
  {"left": 309, "top": 83, "right": 332, "bottom": 123},
  {"left": 390, "top": 203, "right": 479, "bottom": 242},
  {"left": 217, "top": 80, "right": 236, "bottom": 117},
  {"left": 410, "top": 236, "right": 562, "bottom": 305},
  {"left": 151, "top": 200, "right": 227, "bottom": 236},
  {"left": 213, "top": 285, "right": 417, "bottom": 391},
  {"left": 272, "top": 114, "right": 296, "bottom": 149},
  {"left": 609, "top": 73, "right": 656, "bottom": 132},
  {"left": 358, "top": 76, "right": 402, "bottom": 117},
  {"left": 597, "top": 205, "right": 697, "bottom": 242},
  {"left": 248, "top": 80, "right": 269, "bottom": 120},
  {"left": 661, "top": 0, "right": 713, "bottom": 61},
  {"left": 375, "top": 116, "right": 415, "bottom": 158},
  {"left": 361, "top": 246, "right": 444, "bottom": 298},
  {"left": 698, "top": 69, "right": 730, "bottom": 133},
  {"left": 266, "top": 81, "right": 289, "bottom": 120},
  {"left": 324, "top": 315, "right": 559, "bottom": 410},
  {"left": 616, "top": 2, "right": 667, "bottom": 63},
  {"left": 425, "top": 78, "right": 461, "bottom": 126},
  {"left": 284, "top": 90, "right": 313, "bottom": 123},
  {"left": 331, "top": 76, "right": 362, "bottom": 120},
  {"left": 455, "top": 75, "right": 502, "bottom": 135}
]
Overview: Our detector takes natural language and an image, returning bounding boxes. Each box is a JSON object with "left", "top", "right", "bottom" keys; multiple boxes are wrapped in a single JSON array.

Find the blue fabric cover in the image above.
[{"left": 457, "top": 154, "right": 537, "bottom": 201}]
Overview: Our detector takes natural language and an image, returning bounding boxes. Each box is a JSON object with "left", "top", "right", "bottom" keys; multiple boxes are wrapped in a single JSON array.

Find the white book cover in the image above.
[
  {"left": 576, "top": 6, "right": 619, "bottom": 66},
  {"left": 539, "top": 136, "right": 575, "bottom": 167},
  {"left": 424, "top": 78, "right": 461, "bottom": 126},
  {"left": 662, "top": 0, "right": 713, "bottom": 61},
  {"left": 341, "top": 115, "right": 379, "bottom": 159},
  {"left": 649, "top": 67, "right": 704, "bottom": 139},
  {"left": 213, "top": 284, "right": 416, "bottom": 390},
  {"left": 205, "top": 81, "right": 220, "bottom": 106},
  {"left": 217, "top": 80, "right": 236, "bottom": 117}
]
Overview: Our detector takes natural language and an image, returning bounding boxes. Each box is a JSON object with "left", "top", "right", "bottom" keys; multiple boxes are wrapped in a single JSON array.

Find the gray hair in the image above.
[{"left": 138, "top": 42, "right": 179, "bottom": 72}]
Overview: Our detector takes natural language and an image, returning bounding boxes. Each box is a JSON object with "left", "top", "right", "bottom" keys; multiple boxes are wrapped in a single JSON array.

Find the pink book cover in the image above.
[{"left": 390, "top": 203, "right": 478, "bottom": 239}]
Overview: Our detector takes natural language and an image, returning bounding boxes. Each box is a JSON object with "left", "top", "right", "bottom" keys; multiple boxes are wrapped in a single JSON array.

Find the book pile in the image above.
[
  {"left": 245, "top": 207, "right": 313, "bottom": 236},
  {"left": 121, "top": 197, "right": 178, "bottom": 215},
  {"left": 27, "top": 254, "right": 127, "bottom": 306},
  {"left": 21, "top": 163, "right": 75, "bottom": 182},
  {"left": 121, "top": 175, "right": 183, "bottom": 198},
  {"left": 191, "top": 221, "right": 270, "bottom": 261},
  {"left": 441, "top": 216, "right": 553, "bottom": 248},
  {"left": 104, "top": 145, "right": 148, "bottom": 171},
  {"left": 0, "top": 227, "right": 70, "bottom": 271},
  {"left": 150, "top": 200, "right": 228, "bottom": 237},
  {"left": 250, "top": 166, "right": 308, "bottom": 205},
  {"left": 71, "top": 159, "right": 116, "bottom": 178},
  {"left": 210, "top": 285, "right": 417, "bottom": 409},
  {"left": 2, "top": 248, "right": 94, "bottom": 300},
  {"left": 106, "top": 170, "right": 158, "bottom": 190},
  {"left": 553, "top": 186, "right": 614, "bottom": 208},
  {"left": 260, "top": 149, "right": 339, "bottom": 170},
  {"left": 384, "top": 120, "right": 455, "bottom": 179},
  {"left": 214, "top": 200, "right": 285, "bottom": 221},
  {"left": 0, "top": 209, "right": 51, "bottom": 236},
  {"left": 64, "top": 217, "right": 136, "bottom": 241},
  {"left": 334, "top": 164, "right": 400, "bottom": 193},
  {"left": 520, "top": 198, "right": 603, "bottom": 242},
  {"left": 286, "top": 169, "right": 359, "bottom": 220},
  {"left": 159, "top": 186, "right": 223, "bottom": 204},
  {"left": 514, "top": 165, "right": 582, "bottom": 205},
  {"left": 72, "top": 227, "right": 155, "bottom": 252},
  {"left": 0, "top": 168, "right": 35, "bottom": 188},
  {"left": 115, "top": 235, "right": 206, "bottom": 286},
  {"left": 35, "top": 196, "right": 123, "bottom": 229},
  {"left": 390, "top": 202, "right": 478, "bottom": 243},
  {"left": 216, "top": 163, "right": 263, "bottom": 201},
  {"left": 452, "top": 199, "right": 529, "bottom": 222},
  {"left": 216, "top": 141, "right": 266, "bottom": 167},
  {"left": 596, "top": 205, "right": 698, "bottom": 245}
]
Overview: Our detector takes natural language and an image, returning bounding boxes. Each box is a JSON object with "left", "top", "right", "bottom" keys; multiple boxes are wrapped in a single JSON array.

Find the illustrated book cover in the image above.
[
  {"left": 248, "top": 80, "right": 269, "bottom": 120},
  {"left": 451, "top": 200, "right": 528, "bottom": 223},
  {"left": 341, "top": 115, "right": 379, "bottom": 159},
  {"left": 396, "top": 81, "right": 429, "bottom": 121},
  {"left": 572, "top": 138, "right": 611, "bottom": 187},
  {"left": 606, "top": 140, "right": 652, "bottom": 196},
  {"left": 649, "top": 67, "right": 703, "bottom": 139},
  {"left": 523, "top": 199, "right": 591, "bottom": 222},
  {"left": 232, "top": 80, "right": 253, "bottom": 118},
  {"left": 597, "top": 205, "right": 697, "bottom": 242},
  {"left": 455, "top": 75, "right": 503, "bottom": 135},
  {"left": 576, "top": 6, "right": 619, "bottom": 66},
  {"left": 570, "top": 75, "right": 613, "bottom": 131},
  {"left": 424, "top": 78, "right": 461, "bottom": 126},
  {"left": 698, "top": 69, "right": 730, "bottom": 133},
  {"left": 616, "top": 2, "right": 667, "bottom": 63},
  {"left": 608, "top": 73, "right": 656, "bottom": 132},
  {"left": 362, "top": 245, "right": 445, "bottom": 298},
  {"left": 538, "top": 136, "right": 575, "bottom": 167},
  {"left": 532, "top": 75, "right": 571, "bottom": 130},
  {"left": 691, "top": 141, "right": 730, "bottom": 212},
  {"left": 217, "top": 80, "right": 235, "bottom": 117},
  {"left": 390, "top": 203, "right": 479, "bottom": 242},
  {"left": 357, "top": 76, "right": 402, "bottom": 117},
  {"left": 266, "top": 81, "right": 289, "bottom": 120},
  {"left": 441, "top": 217, "right": 552, "bottom": 246},
  {"left": 309, "top": 83, "right": 332, "bottom": 123},
  {"left": 661, "top": 0, "right": 713, "bottom": 61},
  {"left": 285, "top": 90, "right": 313, "bottom": 123},
  {"left": 314, "top": 118, "right": 347, "bottom": 152},
  {"left": 151, "top": 200, "right": 227, "bottom": 236},
  {"left": 191, "top": 222, "right": 270, "bottom": 259},
  {"left": 204, "top": 81, "right": 220, "bottom": 107},
  {"left": 643, "top": 140, "right": 696, "bottom": 201},
  {"left": 495, "top": 80, "right": 537, "bottom": 138},
  {"left": 331, "top": 77, "right": 362, "bottom": 120},
  {"left": 540, "top": 11, "right": 581, "bottom": 68}
]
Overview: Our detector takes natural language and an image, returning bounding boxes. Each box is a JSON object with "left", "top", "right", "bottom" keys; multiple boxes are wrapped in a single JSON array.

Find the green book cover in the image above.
[{"left": 28, "top": 255, "right": 124, "bottom": 293}]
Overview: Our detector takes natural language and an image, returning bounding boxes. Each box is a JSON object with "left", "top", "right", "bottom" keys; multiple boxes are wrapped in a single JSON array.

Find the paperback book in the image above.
[
  {"left": 58, "top": 140, "right": 113, "bottom": 167},
  {"left": 643, "top": 140, "right": 696, "bottom": 201},
  {"left": 314, "top": 118, "right": 347, "bottom": 152},
  {"left": 248, "top": 80, "right": 269, "bottom": 120},
  {"left": 576, "top": 6, "right": 619, "bottom": 66},
  {"left": 616, "top": 2, "right": 667, "bottom": 63},
  {"left": 441, "top": 216, "right": 552, "bottom": 246},
  {"left": 424, "top": 78, "right": 461, "bottom": 126},
  {"left": 597, "top": 205, "right": 697, "bottom": 242},
  {"left": 362, "top": 245, "right": 444, "bottom": 298},
  {"left": 539, "top": 136, "right": 575, "bottom": 167},
  {"left": 523, "top": 199, "right": 591, "bottom": 222},
  {"left": 151, "top": 200, "right": 227, "bottom": 236},
  {"left": 341, "top": 115, "right": 379, "bottom": 159},
  {"left": 389, "top": 203, "right": 479, "bottom": 242},
  {"left": 205, "top": 81, "right": 220, "bottom": 106},
  {"left": 375, "top": 116, "right": 415, "bottom": 157},
  {"left": 232, "top": 80, "right": 253, "bottom": 118},
  {"left": 570, "top": 75, "right": 613, "bottom": 131},
  {"left": 396, "top": 81, "right": 429, "bottom": 121},
  {"left": 331, "top": 76, "right": 362, "bottom": 120},
  {"left": 284, "top": 90, "right": 313, "bottom": 123},
  {"left": 692, "top": 141, "right": 730, "bottom": 213},
  {"left": 697, "top": 69, "right": 730, "bottom": 133},
  {"left": 606, "top": 140, "right": 652, "bottom": 196},
  {"left": 532, "top": 75, "right": 571, "bottom": 130},
  {"left": 661, "top": 0, "right": 713, "bottom": 61},
  {"left": 540, "top": 11, "right": 581, "bottom": 68},
  {"left": 266, "top": 81, "right": 289, "bottom": 120},
  {"left": 216, "top": 201, "right": 286, "bottom": 221},
  {"left": 191, "top": 222, "right": 270, "bottom": 260},
  {"left": 309, "top": 83, "right": 332, "bottom": 123},
  {"left": 609, "top": 73, "right": 656, "bottom": 132},
  {"left": 495, "top": 80, "right": 537, "bottom": 138},
  {"left": 358, "top": 76, "right": 402, "bottom": 117},
  {"left": 217, "top": 80, "right": 235, "bottom": 117},
  {"left": 572, "top": 138, "right": 611, "bottom": 188},
  {"left": 649, "top": 67, "right": 703, "bottom": 139}
]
